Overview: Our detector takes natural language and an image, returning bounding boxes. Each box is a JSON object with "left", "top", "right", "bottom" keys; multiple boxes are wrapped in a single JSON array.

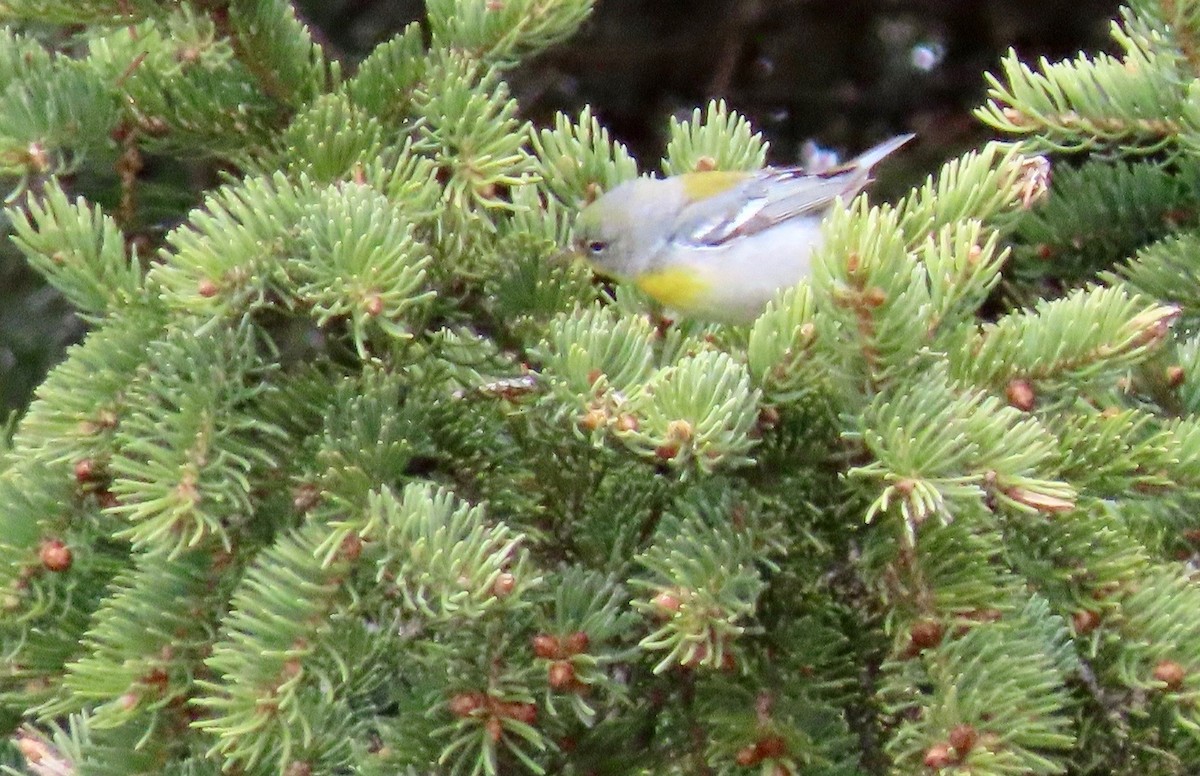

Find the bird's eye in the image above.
[{"left": 586, "top": 240, "right": 608, "bottom": 254}]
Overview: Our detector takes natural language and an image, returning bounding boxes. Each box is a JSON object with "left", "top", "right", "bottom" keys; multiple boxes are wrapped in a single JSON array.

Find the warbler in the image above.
[{"left": 572, "top": 134, "right": 913, "bottom": 323}]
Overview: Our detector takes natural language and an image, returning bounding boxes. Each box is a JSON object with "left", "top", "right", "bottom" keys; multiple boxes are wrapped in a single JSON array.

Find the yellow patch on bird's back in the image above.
[
  {"left": 678, "top": 170, "right": 752, "bottom": 200},
  {"left": 635, "top": 267, "right": 712, "bottom": 310}
]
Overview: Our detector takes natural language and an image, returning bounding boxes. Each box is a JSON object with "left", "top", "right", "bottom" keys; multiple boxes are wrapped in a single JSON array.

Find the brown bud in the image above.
[
  {"left": 1153, "top": 660, "right": 1186, "bottom": 690},
  {"left": 292, "top": 483, "right": 320, "bottom": 512},
  {"left": 197, "top": 278, "right": 219, "bottom": 298},
  {"left": 563, "top": 630, "right": 589, "bottom": 654},
  {"left": 74, "top": 458, "right": 96, "bottom": 483},
  {"left": 756, "top": 735, "right": 787, "bottom": 759},
  {"left": 25, "top": 142, "right": 48, "bottom": 172},
  {"left": 651, "top": 591, "right": 682, "bottom": 615},
  {"left": 39, "top": 539, "right": 72, "bottom": 572},
  {"left": 586, "top": 368, "right": 603, "bottom": 386},
  {"left": 580, "top": 407, "right": 608, "bottom": 431},
  {"left": 531, "top": 634, "right": 560, "bottom": 659},
  {"left": 654, "top": 443, "right": 679, "bottom": 461},
  {"left": 448, "top": 691, "right": 486, "bottom": 717},
  {"left": 948, "top": 724, "right": 977, "bottom": 756},
  {"left": 492, "top": 572, "right": 516, "bottom": 597},
  {"left": 1014, "top": 154, "right": 1052, "bottom": 209},
  {"left": 284, "top": 762, "right": 313, "bottom": 776},
  {"left": 665, "top": 419, "right": 693, "bottom": 444},
  {"left": 694, "top": 156, "right": 718, "bottom": 172},
  {"left": 140, "top": 116, "right": 169, "bottom": 137},
  {"left": 923, "top": 742, "right": 954, "bottom": 769},
  {"left": 1072, "top": 609, "right": 1100, "bottom": 635},
  {"left": 862, "top": 287, "right": 887, "bottom": 307},
  {"left": 336, "top": 533, "right": 362, "bottom": 562},
  {"left": 757, "top": 405, "right": 781, "bottom": 431},
  {"left": 909, "top": 619, "right": 943, "bottom": 650},
  {"left": 364, "top": 294, "right": 384, "bottom": 317},
  {"left": 486, "top": 715, "right": 503, "bottom": 742},
  {"left": 1035, "top": 244, "right": 1054, "bottom": 260},
  {"left": 615, "top": 414, "right": 639, "bottom": 432},
  {"left": 1167, "top": 365, "right": 1186, "bottom": 388},
  {"left": 1005, "top": 379, "right": 1035, "bottom": 411},
  {"left": 584, "top": 182, "right": 603, "bottom": 205},
  {"left": 735, "top": 743, "right": 761, "bottom": 766},
  {"left": 506, "top": 702, "right": 537, "bottom": 725},
  {"left": 1129, "top": 305, "right": 1181, "bottom": 346},
  {"left": 548, "top": 660, "right": 576, "bottom": 689}
]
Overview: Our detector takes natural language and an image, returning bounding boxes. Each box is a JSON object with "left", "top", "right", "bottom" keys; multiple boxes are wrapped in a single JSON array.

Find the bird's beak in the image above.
[
  {"left": 552, "top": 246, "right": 580, "bottom": 265},
  {"left": 553, "top": 237, "right": 589, "bottom": 266}
]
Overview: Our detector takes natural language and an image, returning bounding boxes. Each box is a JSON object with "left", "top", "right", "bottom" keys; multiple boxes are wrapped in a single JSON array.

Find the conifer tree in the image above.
[{"left": 2, "top": 1, "right": 1200, "bottom": 774}]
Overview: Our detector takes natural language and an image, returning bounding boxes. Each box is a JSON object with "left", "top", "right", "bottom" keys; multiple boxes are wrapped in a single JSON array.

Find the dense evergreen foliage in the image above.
[{"left": 3, "top": 1, "right": 1200, "bottom": 774}]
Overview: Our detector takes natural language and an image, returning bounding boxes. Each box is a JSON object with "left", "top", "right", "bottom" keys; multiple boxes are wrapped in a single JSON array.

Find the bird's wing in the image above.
[{"left": 672, "top": 134, "right": 913, "bottom": 248}]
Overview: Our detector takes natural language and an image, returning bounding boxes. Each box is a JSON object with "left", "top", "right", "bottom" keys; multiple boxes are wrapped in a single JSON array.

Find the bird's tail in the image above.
[{"left": 846, "top": 133, "right": 915, "bottom": 171}]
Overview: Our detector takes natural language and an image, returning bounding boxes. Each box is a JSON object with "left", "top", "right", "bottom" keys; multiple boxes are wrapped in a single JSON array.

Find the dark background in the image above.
[
  {"left": 301, "top": 0, "right": 1121, "bottom": 165},
  {"left": 0, "top": 1, "right": 1122, "bottom": 415}
]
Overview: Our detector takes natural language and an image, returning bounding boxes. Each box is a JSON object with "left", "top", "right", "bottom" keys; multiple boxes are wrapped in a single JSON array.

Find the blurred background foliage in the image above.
[{"left": 0, "top": 0, "right": 1120, "bottom": 417}]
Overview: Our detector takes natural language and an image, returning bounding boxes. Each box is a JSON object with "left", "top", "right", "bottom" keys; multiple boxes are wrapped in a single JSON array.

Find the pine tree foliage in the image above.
[
  {"left": 9, "top": 180, "right": 145, "bottom": 317},
  {"left": 4, "top": 1, "right": 1200, "bottom": 775}
]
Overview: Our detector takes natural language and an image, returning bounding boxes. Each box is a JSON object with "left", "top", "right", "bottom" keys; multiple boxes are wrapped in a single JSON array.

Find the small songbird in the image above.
[{"left": 572, "top": 134, "right": 913, "bottom": 323}]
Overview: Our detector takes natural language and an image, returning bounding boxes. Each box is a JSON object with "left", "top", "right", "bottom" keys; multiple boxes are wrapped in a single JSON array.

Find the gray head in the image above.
[{"left": 572, "top": 177, "right": 676, "bottom": 279}]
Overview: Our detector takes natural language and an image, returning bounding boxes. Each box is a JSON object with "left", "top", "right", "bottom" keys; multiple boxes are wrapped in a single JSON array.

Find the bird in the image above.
[{"left": 571, "top": 134, "right": 914, "bottom": 323}]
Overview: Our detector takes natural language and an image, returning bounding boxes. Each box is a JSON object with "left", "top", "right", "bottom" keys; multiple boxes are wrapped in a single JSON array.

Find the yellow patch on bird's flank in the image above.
[
  {"left": 635, "top": 267, "right": 711, "bottom": 310},
  {"left": 678, "top": 170, "right": 752, "bottom": 200}
]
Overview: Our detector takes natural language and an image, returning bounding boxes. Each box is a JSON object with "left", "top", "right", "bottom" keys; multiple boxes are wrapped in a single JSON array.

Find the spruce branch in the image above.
[
  {"left": 0, "top": 0, "right": 157, "bottom": 24},
  {"left": 214, "top": 0, "right": 331, "bottom": 111},
  {"left": 1114, "top": 230, "right": 1200, "bottom": 322},
  {"left": 977, "top": 17, "right": 1187, "bottom": 152},
  {"left": 952, "top": 286, "right": 1179, "bottom": 388},
  {"left": 413, "top": 53, "right": 536, "bottom": 260},
  {"left": 661, "top": 99, "right": 768, "bottom": 175},
  {"left": 530, "top": 106, "right": 638, "bottom": 210},
  {"left": 87, "top": 10, "right": 279, "bottom": 156},
  {"left": 343, "top": 23, "right": 426, "bottom": 123},
  {"left": 290, "top": 182, "right": 435, "bottom": 356},
  {"left": 248, "top": 92, "right": 386, "bottom": 182},
  {"left": 0, "top": 57, "right": 118, "bottom": 181},
  {"left": 48, "top": 551, "right": 232, "bottom": 730},
  {"left": 893, "top": 141, "right": 1031, "bottom": 241},
  {"left": 809, "top": 198, "right": 931, "bottom": 391},
  {"left": 9, "top": 313, "right": 162, "bottom": 467},
  {"left": 746, "top": 283, "right": 824, "bottom": 403},
  {"left": 618, "top": 351, "right": 760, "bottom": 474},
  {"left": 149, "top": 172, "right": 319, "bottom": 316},
  {"left": 8, "top": 179, "right": 144, "bottom": 317},
  {"left": 631, "top": 501, "right": 766, "bottom": 673},
  {"left": 1010, "top": 158, "right": 1200, "bottom": 284},
  {"left": 852, "top": 365, "right": 1071, "bottom": 527},
  {"left": 880, "top": 598, "right": 1076, "bottom": 774},
  {"left": 105, "top": 323, "right": 285, "bottom": 558},
  {"left": 426, "top": 0, "right": 595, "bottom": 68},
  {"left": 535, "top": 305, "right": 656, "bottom": 411}
]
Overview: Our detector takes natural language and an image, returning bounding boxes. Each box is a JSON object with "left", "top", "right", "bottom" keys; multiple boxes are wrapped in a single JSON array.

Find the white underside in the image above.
[{"left": 657, "top": 219, "right": 821, "bottom": 323}]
